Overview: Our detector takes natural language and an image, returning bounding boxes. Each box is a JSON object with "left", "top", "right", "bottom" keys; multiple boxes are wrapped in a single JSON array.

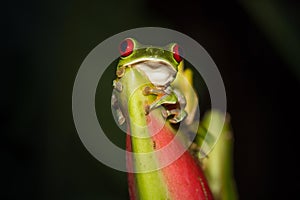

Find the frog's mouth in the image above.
[{"left": 123, "top": 58, "right": 177, "bottom": 86}]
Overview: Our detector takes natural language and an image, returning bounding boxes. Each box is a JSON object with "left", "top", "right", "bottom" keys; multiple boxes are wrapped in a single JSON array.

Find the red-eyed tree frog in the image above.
[{"left": 112, "top": 38, "right": 196, "bottom": 125}]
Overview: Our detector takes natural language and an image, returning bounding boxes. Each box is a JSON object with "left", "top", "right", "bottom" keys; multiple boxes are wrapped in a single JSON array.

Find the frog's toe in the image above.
[
  {"left": 116, "top": 66, "right": 126, "bottom": 78},
  {"left": 143, "top": 86, "right": 152, "bottom": 95},
  {"left": 144, "top": 104, "right": 150, "bottom": 115},
  {"left": 161, "top": 109, "right": 169, "bottom": 118},
  {"left": 168, "top": 109, "right": 187, "bottom": 124},
  {"left": 118, "top": 115, "right": 125, "bottom": 125},
  {"left": 116, "top": 109, "right": 125, "bottom": 125}
]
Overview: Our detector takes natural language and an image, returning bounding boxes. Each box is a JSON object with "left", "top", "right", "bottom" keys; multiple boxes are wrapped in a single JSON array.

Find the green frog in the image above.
[{"left": 112, "top": 38, "right": 191, "bottom": 125}]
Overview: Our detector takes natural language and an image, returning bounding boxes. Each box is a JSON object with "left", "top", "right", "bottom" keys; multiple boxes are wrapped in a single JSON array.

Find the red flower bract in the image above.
[{"left": 127, "top": 114, "right": 213, "bottom": 200}]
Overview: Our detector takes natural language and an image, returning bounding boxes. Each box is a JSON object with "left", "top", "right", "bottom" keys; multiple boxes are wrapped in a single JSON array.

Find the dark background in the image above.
[{"left": 3, "top": 0, "right": 300, "bottom": 199}]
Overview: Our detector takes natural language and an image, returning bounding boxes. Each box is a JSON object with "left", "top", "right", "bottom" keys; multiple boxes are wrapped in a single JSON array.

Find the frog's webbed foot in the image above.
[{"left": 143, "top": 86, "right": 187, "bottom": 123}]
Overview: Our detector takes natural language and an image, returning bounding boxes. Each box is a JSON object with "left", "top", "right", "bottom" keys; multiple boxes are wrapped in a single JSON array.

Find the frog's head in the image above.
[{"left": 116, "top": 38, "right": 183, "bottom": 86}]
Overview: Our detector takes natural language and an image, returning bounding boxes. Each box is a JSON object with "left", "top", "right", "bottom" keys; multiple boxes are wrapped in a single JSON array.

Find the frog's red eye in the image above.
[
  {"left": 172, "top": 44, "right": 183, "bottom": 63},
  {"left": 119, "top": 38, "right": 134, "bottom": 57}
]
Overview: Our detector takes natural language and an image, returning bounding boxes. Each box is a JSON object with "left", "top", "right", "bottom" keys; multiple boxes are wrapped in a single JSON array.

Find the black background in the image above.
[{"left": 3, "top": 0, "right": 300, "bottom": 199}]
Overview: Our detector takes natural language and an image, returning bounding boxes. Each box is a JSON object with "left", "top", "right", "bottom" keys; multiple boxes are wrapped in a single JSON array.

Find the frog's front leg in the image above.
[
  {"left": 143, "top": 86, "right": 187, "bottom": 123},
  {"left": 143, "top": 86, "right": 176, "bottom": 113}
]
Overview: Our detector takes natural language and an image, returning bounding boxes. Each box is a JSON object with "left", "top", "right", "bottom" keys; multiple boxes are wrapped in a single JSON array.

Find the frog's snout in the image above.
[{"left": 145, "top": 47, "right": 165, "bottom": 55}]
